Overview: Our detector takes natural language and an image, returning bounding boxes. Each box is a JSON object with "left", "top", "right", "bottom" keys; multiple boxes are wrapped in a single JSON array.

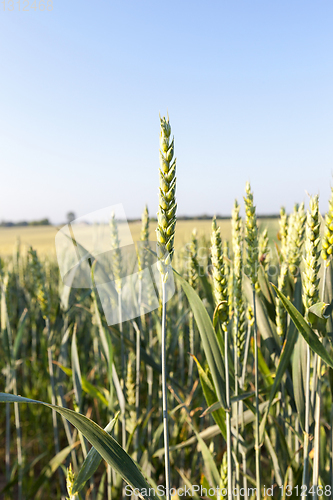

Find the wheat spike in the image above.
[
  {"left": 156, "top": 115, "right": 177, "bottom": 282},
  {"left": 211, "top": 216, "right": 229, "bottom": 326}
]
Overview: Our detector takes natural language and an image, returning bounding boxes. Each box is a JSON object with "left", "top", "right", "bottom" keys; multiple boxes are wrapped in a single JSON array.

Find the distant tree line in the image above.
[
  {"left": 0, "top": 218, "right": 51, "bottom": 227},
  {"left": 174, "top": 214, "right": 280, "bottom": 220},
  {"left": 127, "top": 214, "right": 280, "bottom": 222},
  {"left": 0, "top": 213, "right": 280, "bottom": 228}
]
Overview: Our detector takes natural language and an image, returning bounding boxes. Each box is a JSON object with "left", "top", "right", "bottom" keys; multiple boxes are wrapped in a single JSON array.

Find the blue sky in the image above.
[{"left": 1, "top": 0, "right": 332, "bottom": 223}]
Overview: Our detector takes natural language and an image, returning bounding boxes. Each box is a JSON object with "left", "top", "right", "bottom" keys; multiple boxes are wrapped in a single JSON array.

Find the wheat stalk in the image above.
[
  {"left": 302, "top": 196, "right": 321, "bottom": 497},
  {"left": 156, "top": 114, "right": 177, "bottom": 500},
  {"left": 211, "top": 215, "right": 232, "bottom": 500},
  {"left": 231, "top": 199, "right": 246, "bottom": 497},
  {"left": 243, "top": 181, "right": 261, "bottom": 500}
]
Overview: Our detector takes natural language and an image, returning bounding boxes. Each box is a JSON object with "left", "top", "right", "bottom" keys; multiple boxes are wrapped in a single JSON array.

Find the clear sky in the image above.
[{"left": 1, "top": 0, "right": 332, "bottom": 223}]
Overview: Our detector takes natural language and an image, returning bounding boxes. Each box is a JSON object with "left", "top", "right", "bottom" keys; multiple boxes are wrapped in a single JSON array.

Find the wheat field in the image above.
[
  {"left": 0, "top": 118, "right": 332, "bottom": 500},
  {"left": 0, "top": 218, "right": 278, "bottom": 257}
]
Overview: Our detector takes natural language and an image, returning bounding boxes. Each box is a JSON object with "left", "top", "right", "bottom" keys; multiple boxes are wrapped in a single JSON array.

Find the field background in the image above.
[{"left": 0, "top": 218, "right": 279, "bottom": 257}]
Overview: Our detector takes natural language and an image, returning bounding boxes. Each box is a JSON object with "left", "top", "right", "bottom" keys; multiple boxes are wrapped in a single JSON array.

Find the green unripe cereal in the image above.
[
  {"left": 110, "top": 212, "right": 123, "bottom": 293},
  {"left": 157, "top": 115, "right": 177, "bottom": 282},
  {"left": 279, "top": 207, "right": 288, "bottom": 260},
  {"left": 188, "top": 228, "right": 198, "bottom": 290},
  {"left": 138, "top": 205, "right": 150, "bottom": 278},
  {"left": 231, "top": 199, "right": 246, "bottom": 359},
  {"left": 276, "top": 261, "right": 289, "bottom": 337},
  {"left": 244, "top": 182, "right": 259, "bottom": 287},
  {"left": 211, "top": 216, "right": 229, "bottom": 326},
  {"left": 28, "top": 247, "right": 50, "bottom": 320},
  {"left": 247, "top": 304, "right": 255, "bottom": 327},
  {"left": 286, "top": 203, "right": 306, "bottom": 276},
  {"left": 302, "top": 195, "right": 321, "bottom": 313},
  {"left": 276, "top": 204, "right": 305, "bottom": 336},
  {"left": 66, "top": 464, "right": 76, "bottom": 500},
  {"left": 220, "top": 452, "right": 228, "bottom": 495},
  {"left": 259, "top": 228, "right": 270, "bottom": 273}
]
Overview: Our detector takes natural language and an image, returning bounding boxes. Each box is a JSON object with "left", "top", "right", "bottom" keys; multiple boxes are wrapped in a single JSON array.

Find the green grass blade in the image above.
[
  {"left": 0, "top": 393, "right": 155, "bottom": 500},
  {"left": 72, "top": 413, "right": 119, "bottom": 495},
  {"left": 71, "top": 327, "right": 82, "bottom": 408}
]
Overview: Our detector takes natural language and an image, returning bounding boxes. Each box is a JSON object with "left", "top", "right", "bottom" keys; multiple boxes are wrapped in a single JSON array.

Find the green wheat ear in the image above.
[
  {"left": 110, "top": 212, "right": 123, "bottom": 293},
  {"left": 302, "top": 195, "right": 321, "bottom": 313},
  {"left": 126, "top": 351, "right": 137, "bottom": 434},
  {"left": 321, "top": 185, "right": 333, "bottom": 264},
  {"left": 287, "top": 202, "right": 306, "bottom": 276},
  {"left": 231, "top": 200, "right": 246, "bottom": 360},
  {"left": 28, "top": 247, "right": 50, "bottom": 320},
  {"left": 188, "top": 228, "right": 198, "bottom": 289},
  {"left": 156, "top": 115, "right": 177, "bottom": 282},
  {"left": 275, "top": 207, "right": 289, "bottom": 336},
  {"left": 138, "top": 204, "right": 150, "bottom": 277},
  {"left": 279, "top": 207, "right": 288, "bottom": 260},
  {"left": 244, "top": 182, "right": 259, "bottom": 287},
  {"left": 276, "top": 203, "right": 307, "bottom": 336},
  {"left": 141, "top": 205, "right": 149, "bottom": 242},
  {"left": 211, "top": 216, "right": 229, "bottom": 325},
  {"left": 259, "top": 228, "right": 270, "bottom": 272},
  {"left": 220, "top": 452, "right": 228, "bottom": 493},
  {"left": 66, "top": 464, "right": 75, "bottom": 500},
  {"left": 276, "top": 260, "right": 289, "bottom": 337}
]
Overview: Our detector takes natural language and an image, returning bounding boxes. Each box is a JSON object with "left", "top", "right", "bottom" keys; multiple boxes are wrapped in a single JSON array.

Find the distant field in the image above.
[{"left": 0, "top": 218, "right": 279, "bottom": 257}]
